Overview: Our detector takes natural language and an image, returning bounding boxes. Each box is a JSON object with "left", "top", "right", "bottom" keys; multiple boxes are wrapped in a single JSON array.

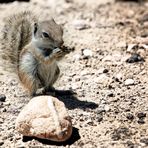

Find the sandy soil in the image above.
[{"left": 0, "top": 0, "right": 148, "bottom": 147}]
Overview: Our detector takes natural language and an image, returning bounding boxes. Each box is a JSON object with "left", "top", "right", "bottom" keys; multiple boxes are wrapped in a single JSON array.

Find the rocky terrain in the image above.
[{"left": 0, "top": 0, "right": 148, "bottom": 147}]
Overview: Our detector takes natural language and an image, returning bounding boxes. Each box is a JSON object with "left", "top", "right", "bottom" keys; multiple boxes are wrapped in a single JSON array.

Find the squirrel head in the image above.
[{"left": 32, "top": 19, "right": 64, "bottom": 52}]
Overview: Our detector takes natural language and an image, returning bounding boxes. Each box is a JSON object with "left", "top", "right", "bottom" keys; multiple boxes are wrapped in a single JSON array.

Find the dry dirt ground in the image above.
[{"left": 0, "top": 0, "right": 148, "bottom": 147}]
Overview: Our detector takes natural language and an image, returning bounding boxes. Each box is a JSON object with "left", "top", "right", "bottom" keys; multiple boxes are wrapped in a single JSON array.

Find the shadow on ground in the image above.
[
  {"left": 54, "top": 89, "right": 98, "bottom": 110},
  {"left": 0, "top": 0, "right": 30, "bottom": 3},
  {"left": 23, "top": 127, "right": 80, "bottom": 146},
  {"left": 35, "top": 89, "right": 98, "bottom": 110}
]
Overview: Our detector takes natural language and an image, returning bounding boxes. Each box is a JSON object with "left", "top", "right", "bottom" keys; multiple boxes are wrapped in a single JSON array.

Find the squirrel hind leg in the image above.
[
  {"left": 32, "top": 87, "right": 46, "bottom": 97},
  {"left": 32, "top": 86, "right": 56, "bottom": 97},
  {"left": 18, "top": 70, "right": 40, "bottom": 97}
]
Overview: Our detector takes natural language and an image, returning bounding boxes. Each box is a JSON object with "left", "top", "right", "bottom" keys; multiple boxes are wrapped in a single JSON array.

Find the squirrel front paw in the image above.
[{"left": 61, "top": 45, "right": 75, "bottom": 53}]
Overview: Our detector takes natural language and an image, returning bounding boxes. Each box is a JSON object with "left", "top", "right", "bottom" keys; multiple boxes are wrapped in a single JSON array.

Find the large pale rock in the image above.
[{"left": 15, "top": 96, "right": 72, "bottom": 142}]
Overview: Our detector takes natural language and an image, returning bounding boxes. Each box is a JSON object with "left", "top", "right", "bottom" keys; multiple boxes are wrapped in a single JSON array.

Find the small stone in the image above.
[
  {"left": 0, "top": 118, "right": 4, "bottom": 124},
  {"left": 82, "top": 49, "right": 93, "bottom": 58},
  {"left": 126, "top": 53, "right": 145, "bottom": 63},
  {"left": 137, "top": 112, "right": 146, "bottom": 118},
  {"left": 72, "top": 19, "right": 90, "bottom": 30},
  {"left": 80, "top": 70, "right": 88, "bottom": 76},
  {"left": 104, "top": 105, "right": 110, "bottom": 112},
  {"left": 137, "top": 119, "right": 145, "bottom": 124},
  {"left": 71, "top": 82, "right": 82, "bottom": 90},
  {"left": 114, "top": 73, "right": 122, "bottom": 82},
  {"left": 126, "top": 113, "right": 134, "bottom": 120},
  {"left": 126, "top": 140, "right": 135, "bottom": 148},
  {"left": 102, "top": 55, "right": 112, "bottom": 62},
  {"left": 124, "top": 79, "right": 135, "bottom": 86},
  {"left": 15, "top": 142, "right": 25, "bottom": 148},
  {"left": 112, "top": 127, "right": 129, "bottom": 141},
  {"left": 73, "top": 54, "right": 81, "bottom": 61},
  {"left": 86, "top": 119, "right": 93, "bottom": 125},
  {"left": 96, "top": 114, "right": 103, "bottom": 122},
  {"left": 97, "top": 68, "right": 107, "bottom": 74},
  {"left": 96, "top": 108, "right": 105, "bottom": 114},
  {"left": 103, "top": 69, "right": 109, "bottom": 73},
  {"left": 3, "top": 101, "right": 10, "bottom": 106},
  {"left": 0, "top": 140, "right": 4, "bottom": 146},
  {"left": 111, "top": 134, "right": 120, "bottom": 141},
  {"left": 0, "top": 95, "right": 6, "bottom": 102},
  {"left": 127, "top": 44, "right": 138, "bottom": 53},
  {"left": 107, "top": 92, "right": 114, "bottom": 97},
  {"left": 16, "top": 96, "right": 72, "bottom": 142},
  {"left": 140, "top": 138, "right": 148, "bottom": 145},
  {"left": 95, "top": 74, "right": 110, "bottom": 84},
  {"left": 2, "top": 108, "right": 7, "bottom": 112}
]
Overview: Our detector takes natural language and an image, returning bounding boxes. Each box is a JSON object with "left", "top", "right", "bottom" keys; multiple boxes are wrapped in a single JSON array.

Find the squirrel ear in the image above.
[{"left": 34, "top": 23, "right": 38, "bottom": 35}]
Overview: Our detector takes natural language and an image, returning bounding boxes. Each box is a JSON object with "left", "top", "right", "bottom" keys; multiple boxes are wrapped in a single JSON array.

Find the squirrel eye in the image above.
[
  {"left": 34, "top": 23, "right": 38, "bottom": 35},
  {"left": 42, "top": 32, "right": 49, "bottom": 38}
]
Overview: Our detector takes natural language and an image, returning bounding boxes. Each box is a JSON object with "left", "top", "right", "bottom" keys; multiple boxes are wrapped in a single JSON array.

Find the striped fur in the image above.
[{"left": 0, "top": 11, "right": 37, "bottom": 71}]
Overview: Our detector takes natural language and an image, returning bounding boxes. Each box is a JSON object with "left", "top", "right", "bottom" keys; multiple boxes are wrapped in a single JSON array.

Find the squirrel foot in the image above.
[
  {"left": 44, "top": 86, "right": 56, "bottom": 96},
  {"left": 31, "top": 87, "right": 56, "bottom": 97},
  {"left": 45, "top": 86, "right": 77, "bottom": 96},
  {"left": 32, "top": 87, "right": 76, "bottom": 97},
  {"left": 55, "top": 89, "right": 76, "bottom": 96}
]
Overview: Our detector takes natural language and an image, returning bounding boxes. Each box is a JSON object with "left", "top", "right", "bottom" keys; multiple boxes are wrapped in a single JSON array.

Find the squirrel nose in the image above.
[
  {"left": 57, "top": 40, "right": 64, "bottom": 47},
  {"left": 54, "top": 40, "right": 64, "bottom": 48}
]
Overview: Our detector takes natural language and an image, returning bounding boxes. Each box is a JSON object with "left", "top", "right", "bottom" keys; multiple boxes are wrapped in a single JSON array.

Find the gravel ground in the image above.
[{"left": 0, "top": 0, "right": 148, "bottom": 147}]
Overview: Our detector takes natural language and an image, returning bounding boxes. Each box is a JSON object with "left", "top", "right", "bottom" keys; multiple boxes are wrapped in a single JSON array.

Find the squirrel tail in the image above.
[{"left": 0, "top": 11, "right": 37, "bottom": 72}]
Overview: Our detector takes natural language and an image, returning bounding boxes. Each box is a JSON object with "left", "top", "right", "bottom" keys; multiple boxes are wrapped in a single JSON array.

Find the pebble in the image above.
[
  {"left": 124, "top": 79, "right": 135, "bottom": 86},
  {"left": 86, "top": 119, "right": 93, "bottom": 126},
  {"left": 15, "top": 142, "right": 26, "bottom": 148},
  {"left": 16, "top": 96, "right": 72, "bottom": 142},
  {"left": 114, "top": 73, "right": 122, "bottom": 82},
  {"left": 82, "top": 49, "right": 93, "bottom": 58},
  {"left": 0, "top": 118, "right": 4, "bottom": 124},
  {"left": 80, "top": 70, "right": 89, "bottom": 76},
  {"left": 96, "top": 108, "right": 105, "bottom": 114},
  {"left": 95, "top": 74, "right": 110, "bottom": 84},
  {"left": 73, "top": 54, "right": 81, "bottom": 61},
  {"left": 140, "top": 138, "right": 148, "bottom": 146},
  {"left": 103, "top": 69, "right": 109, "bottom": 73},
  {"left": 96, "top": 114, "right": 103, "bottom": 122},
  {"left": 102, "top": 53, "right": 122, "bottom": 62},
  {"left": 102, "top": 55, "right": 112, "bottom": 62},
  {"left": 97, "top": 68, "right": 108, "bottom": 74},
  {"left": 126, "top": 53, "right": 144, "bottom": 63},
  {"left": 137, "top": 112, "right": 146, "bottom": 118},
  {"left": 138, "top": 119, "right": 145, "bottom": 124},
  {"left": 71, "top": 82, "right": 82, "bottom": 90},
  {"left": 127, "top": 44, "right": 138, "bottom": 53},
  {"left": 126, "top": 140, "right": 135, "bottom": 148},
  {"left": 126, "top": 113, "right": 134, "bottom": 120},
  {"left": 0, "top": 95, "right": 6, "bottom": 102},
  {"left": 0, "top": 140, "right": 4, "bottom": 146},
  {"left": 2, "top": 108, "right": 7, "bottom": 112},
  {"left": 72, "top": 19, "right": 90, "bottom": 30},
  {"left": 107, "top": 92, "right": 114, "bottom": 97},
  {"left": 104, "top": 105, "right": 110, "bottom": 112}
]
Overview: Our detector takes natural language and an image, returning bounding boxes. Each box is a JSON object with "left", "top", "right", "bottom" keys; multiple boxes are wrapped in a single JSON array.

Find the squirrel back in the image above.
[{"left": 0, "top": 11, "right": 37, "bottom": 71}]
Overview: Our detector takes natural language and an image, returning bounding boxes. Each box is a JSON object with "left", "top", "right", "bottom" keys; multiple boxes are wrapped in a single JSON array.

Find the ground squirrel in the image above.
[{"left": 0, "top": 11, "right": 73, "bottom": 96}]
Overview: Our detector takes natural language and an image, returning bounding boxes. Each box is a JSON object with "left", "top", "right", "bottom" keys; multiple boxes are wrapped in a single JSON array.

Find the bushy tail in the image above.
[{"left": 0, "top": 11, "right": 37, "bottom": 72}]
